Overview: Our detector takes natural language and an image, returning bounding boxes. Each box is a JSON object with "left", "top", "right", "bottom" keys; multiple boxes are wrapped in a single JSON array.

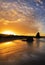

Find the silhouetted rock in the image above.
[
  {"left": 26, "top": 37, "right": 34, "bottom": 42},
  {"left": 36, "top": 32, "right": 40, "bottom": 38}
]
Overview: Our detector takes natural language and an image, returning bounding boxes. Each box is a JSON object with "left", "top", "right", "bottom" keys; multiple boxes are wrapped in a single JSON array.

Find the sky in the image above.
[{"left": 0, "top": 0, "right": 45, "bottom": 35}]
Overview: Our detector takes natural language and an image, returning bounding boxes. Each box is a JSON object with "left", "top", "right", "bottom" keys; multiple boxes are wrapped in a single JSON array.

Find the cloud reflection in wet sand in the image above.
[{"left": 0, "top": 39, "right": 45, "bottom": 65}]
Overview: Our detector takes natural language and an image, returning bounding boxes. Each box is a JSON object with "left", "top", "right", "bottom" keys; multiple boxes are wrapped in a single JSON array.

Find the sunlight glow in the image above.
[{"left": 2, "top": 31, "right": 16, "bottom": 35}]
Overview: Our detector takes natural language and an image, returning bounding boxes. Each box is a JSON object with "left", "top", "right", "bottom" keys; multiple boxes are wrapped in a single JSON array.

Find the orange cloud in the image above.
[{"left": 0, "top": 1, "right": 43, "bottom": 35}]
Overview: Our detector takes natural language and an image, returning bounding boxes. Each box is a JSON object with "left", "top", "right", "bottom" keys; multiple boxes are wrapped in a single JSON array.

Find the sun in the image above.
[{"left": 2, "top": 31, "right": 16, "bottom": 35}]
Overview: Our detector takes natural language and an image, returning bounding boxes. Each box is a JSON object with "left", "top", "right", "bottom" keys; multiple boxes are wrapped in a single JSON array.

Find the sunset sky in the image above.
[{"left": 0, "top": 0, "right": 45, "bottom": 35}]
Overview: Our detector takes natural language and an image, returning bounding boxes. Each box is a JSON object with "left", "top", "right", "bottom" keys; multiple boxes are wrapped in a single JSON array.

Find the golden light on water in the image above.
[
  {"left": 4, "top": 41, "right": 13, "bottom": 45},
  {"left": 0, "top": 42, "right": 13, "bottom": 48},
  {"left": 2, "top": 31, "right": 16, "bottom": 35}
]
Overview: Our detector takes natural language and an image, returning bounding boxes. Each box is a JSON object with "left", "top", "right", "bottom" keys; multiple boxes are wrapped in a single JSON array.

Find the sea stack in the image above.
[
  {"left": 26, "top": 37, "right": 34, "bottom": 42},
  {"left": 36, "top": 32, "right": 40, "bottom": 38}
]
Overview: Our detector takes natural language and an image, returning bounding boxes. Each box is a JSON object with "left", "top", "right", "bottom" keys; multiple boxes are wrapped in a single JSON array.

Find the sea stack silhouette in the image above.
[{"left": 36, "top": 32, "right": 40, "bottom": 38}]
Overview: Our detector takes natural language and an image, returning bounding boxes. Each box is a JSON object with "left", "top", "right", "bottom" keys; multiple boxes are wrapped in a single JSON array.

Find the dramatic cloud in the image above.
[
  {"left": 35, "top": 0, "right": 43, "bottom": 4},
  {"left": 0, "top": 0, "right": 45, "bottom": 35}
]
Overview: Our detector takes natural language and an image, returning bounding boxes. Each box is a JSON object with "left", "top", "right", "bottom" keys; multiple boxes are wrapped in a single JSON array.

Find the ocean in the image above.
[{"left": 0, "top": 38, "right": 45, "bottom": 65}]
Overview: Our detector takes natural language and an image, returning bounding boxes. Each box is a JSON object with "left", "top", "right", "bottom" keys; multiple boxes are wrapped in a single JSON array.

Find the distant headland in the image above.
[{"left": 0, "top": 32, "right": 45, "bottom": 43}]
